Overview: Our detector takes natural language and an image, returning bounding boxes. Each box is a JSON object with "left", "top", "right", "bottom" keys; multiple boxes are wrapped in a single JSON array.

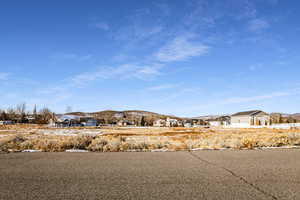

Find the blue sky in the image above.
[{"left": 1, "top": 0, "right": 300, "bottom": 117}]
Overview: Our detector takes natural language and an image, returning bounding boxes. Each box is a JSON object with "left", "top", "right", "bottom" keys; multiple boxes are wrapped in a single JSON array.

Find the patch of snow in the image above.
[
  {"left": 22, "top": 149, "right": 42, "bottom": 153},
  {"left": 191, "top": 148, "right": 206, "bottom": 151},
  {"left": 8, "top": 149, "right": 21, "bottom": 152},
  {"left": 151, "top": 149, "right": 173, "bottom": 152},
  {"left": 191, "top": 148, "right": 228, "bottom": 151},
  {"left": 35, "top": 129, "right": 103, "bottom": 136},
  {"left": 65, "top": 149, "right": 89, "bottom": 152},
  {"left": 191, "top": 146, "right": 300, "bottom": 151},
  {"left": 126, "top": 150, "right": 138, "bottom": 152},
  {"left": 257, "top": 146, "right": 300, "bottom": 150},
  {"left": 0, "top": 135, "right": 9, "bottom": 138}
]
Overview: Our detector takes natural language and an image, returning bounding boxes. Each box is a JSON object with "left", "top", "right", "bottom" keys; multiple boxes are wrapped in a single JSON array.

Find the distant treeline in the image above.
[{"left": 0, "top": 103, "right": 55, "bottom": 124}]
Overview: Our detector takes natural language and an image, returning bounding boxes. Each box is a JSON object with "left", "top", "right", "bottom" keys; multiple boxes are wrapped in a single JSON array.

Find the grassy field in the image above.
[{"left": 1, "top": 125, "right": 300, "bottom": 152}]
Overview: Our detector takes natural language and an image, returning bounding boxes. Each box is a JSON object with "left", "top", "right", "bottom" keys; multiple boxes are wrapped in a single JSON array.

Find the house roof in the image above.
[
  {"left": 207, "top": 116, "right": 230, "bottom": 121},
  {"left": 231, "top": 110, "right": 266, "bottom": 117}
]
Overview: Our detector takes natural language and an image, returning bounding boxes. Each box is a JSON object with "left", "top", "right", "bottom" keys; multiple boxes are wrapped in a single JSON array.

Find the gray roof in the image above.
[
  {"left": 207, "top": 116, "right": 231, "bottom": 121},
  {"left": 231, "top": 110, "right": 266, "bottom": 117}
]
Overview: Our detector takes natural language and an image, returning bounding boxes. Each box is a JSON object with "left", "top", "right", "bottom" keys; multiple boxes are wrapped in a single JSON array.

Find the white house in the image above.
[
  {"left": 166, "top": 118, "right": 179, "bottom": 127},
  {"left": 153, "top": 119, "right": 166, "bottom": 127},
  {"left": 207, "top": 116, "right": 231, "bottom": 126}
]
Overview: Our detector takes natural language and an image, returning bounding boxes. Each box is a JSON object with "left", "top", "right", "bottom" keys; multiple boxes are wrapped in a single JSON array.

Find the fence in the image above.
[{"left": 224, "top": 123, "right": 300, "bottom": 129}]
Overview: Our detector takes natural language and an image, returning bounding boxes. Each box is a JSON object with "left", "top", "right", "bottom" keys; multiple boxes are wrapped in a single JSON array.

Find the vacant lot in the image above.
[{"left": 1, "top": 125, "right": 300, "bottom": 152}]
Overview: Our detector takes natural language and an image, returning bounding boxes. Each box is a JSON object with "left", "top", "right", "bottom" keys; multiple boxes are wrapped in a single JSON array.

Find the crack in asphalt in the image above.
[{"left": 188, "top": 151, "right": 278, "bottom": 200}]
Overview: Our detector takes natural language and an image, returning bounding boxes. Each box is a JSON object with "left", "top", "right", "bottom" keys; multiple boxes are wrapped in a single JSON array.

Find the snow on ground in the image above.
[
  {"left": 65, "top": 149, "right": 89, "bottom": 152},
  {"left": 35, "top": 129, "right": 103, "bottom": 136},
  {"left": 257, "top": 146, "right": 300, "bottom": 150},
  {"left": 22, "top": 150, "right": 42, "bottom": 153},
  {"left": 191, "top": 147, "right": 228, "bottom": 151},
  {"left": 151, "top": 149, "right": 173, "bottom": 152},
  {"left": 0, "top": 130, "right": 16, "bottom": 132}
]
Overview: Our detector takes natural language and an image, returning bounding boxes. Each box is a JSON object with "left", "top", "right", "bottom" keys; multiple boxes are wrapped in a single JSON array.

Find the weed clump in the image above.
[{"left": 0, "top": 135, "right": 26, "bottom": 152}]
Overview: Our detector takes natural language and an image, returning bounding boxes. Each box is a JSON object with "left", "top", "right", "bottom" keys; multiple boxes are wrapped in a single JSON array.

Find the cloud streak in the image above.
[
  {"left": 50, "top": 53, "right": 92, "bottom": 61},
  {"left": 222, "top": 89, "right": 300, "bottom": 104},
  {"left": 155, "top": 34, "right": 209, "bottom": 62},
  {"left": 147, "top": 84, "right": 179, "bottom": 91},
  {"left": 71, "top": 63, "right": 162, "bottom": 87}
]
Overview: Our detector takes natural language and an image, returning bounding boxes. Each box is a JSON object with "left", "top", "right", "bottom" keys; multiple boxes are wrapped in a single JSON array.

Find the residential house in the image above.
[
  {"left": 153, "top": 119, "right": 166, "bottom": 127},
  {"left": 54, "top": 115, "right": 82, "bottom": 127},
  {"left": 25, "top": 116, "right": 36, "bottom": 123},
  {"left": 231, "top": 110, "right": 271, "bottom": 127},
  {"left": 114, "top": 112, "right": 124, "bottom": 119},
  {"left": 117, "top": 120, "right": 135, "bottom": 126},
  {"left": 81, "top": 118, "right": 98, "bottom": 127},
  {"left": 0, "top": 120, "right": 14, "bottom": 125},
  {"left": 208, "top": 116, "right": 231, "bottom": 126},
  {"left": 191, "top": 119, "right": 207, "bottom": 126},
  {"left": 183, "top": 119, "right": 193, "bottom": 128},
  {"left": 166, "top": 118, "right": 179, "bottom": 127},
  {"left": 184, "top": 122, "right": 192, "bottom": 128}
]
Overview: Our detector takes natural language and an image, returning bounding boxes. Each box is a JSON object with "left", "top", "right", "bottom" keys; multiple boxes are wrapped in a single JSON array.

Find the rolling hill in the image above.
[{"left": 65, "top": 110, "right": 183, "bottom": 125}]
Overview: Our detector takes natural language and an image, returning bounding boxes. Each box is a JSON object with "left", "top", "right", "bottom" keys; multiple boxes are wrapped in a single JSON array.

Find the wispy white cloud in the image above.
[
  {"left": 248, "top": 19, "right": 270, "bottom": 32},
  {"left": 93, "top": 22, "right": 110, "bottom": 31},
  {"left": 180, "top": 87, "right": 300, "bottom": 116},
  {"left": 155, "top": 34, "right": 209, "bottom": 62},
  {"left": 222, "top": 89, "right": 300, "bottom": 104},
  {"left": 136, "top": 65, "right": 161, "bottom": 76},
  {"left": 114, "top": 25, "right": 163, "bottom": 42},
  {"left": 0, "top": 72, "right": 9, "bottom": 81},
  {"left": 71, "top": 63, "right": 162, "bottom": 87},
  {"left": 51, "top": 53, "right": 92, "bottom": 61},
  {"left": 147, "top": 84, "right": 178, "bottom": 91}
]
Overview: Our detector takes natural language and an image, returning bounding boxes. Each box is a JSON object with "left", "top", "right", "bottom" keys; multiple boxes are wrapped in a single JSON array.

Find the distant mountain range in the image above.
[{"left": 281, "top": 113, "right": 300, "bottom": 120}]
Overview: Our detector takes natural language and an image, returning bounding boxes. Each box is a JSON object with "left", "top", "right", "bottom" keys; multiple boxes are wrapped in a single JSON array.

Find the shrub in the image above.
[
  {"left": 88, "top": 138, "right": 108, "bottom": 152},
  {"left": 0, "top": 135, "right": 26, "bottom": 152}
]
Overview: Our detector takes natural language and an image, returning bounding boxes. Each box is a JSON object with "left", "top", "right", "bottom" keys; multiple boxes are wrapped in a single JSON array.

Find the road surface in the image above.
[{"left": 1, "top": 150, "right": 300, "bottom": 200}]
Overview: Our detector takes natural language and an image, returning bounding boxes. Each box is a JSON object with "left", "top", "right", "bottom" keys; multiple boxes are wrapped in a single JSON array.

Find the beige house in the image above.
[
  {"left": 166, "top": 118, "right": 179, "bottom": 127},
  {"left": 153, "top": 119, "right": 166, "bottom": 127},
  {"left": 208, "top": 116, "right": 231, "bottom": 126},
  {"left": 231, "top": 110, "right": 271, "bottom": 127}
]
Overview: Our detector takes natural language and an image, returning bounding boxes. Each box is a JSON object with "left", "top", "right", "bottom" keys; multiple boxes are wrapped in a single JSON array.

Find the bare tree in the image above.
[
  {"left": 17, "top": 103, "right": 27, "bottom": 123},
  {"left": 38, "top": 107, "right": 54, "bottom": 124},
  {"left": 33, "top": 104, "right": 37, "bottom": 116},
  {"left": 16, "top": 103, "right": 26, "bottom": 115},
  {"left": 6, "top": 107, "right": 16, "bottom": 121},
  {"left": 0, "top": 110, "right": 8, "bottom": 120}
]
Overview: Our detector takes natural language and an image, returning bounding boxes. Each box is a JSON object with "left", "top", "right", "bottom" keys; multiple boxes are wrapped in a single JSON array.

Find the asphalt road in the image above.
[{"left": 1, "top": 150, "right": 300, "bottom": 200}]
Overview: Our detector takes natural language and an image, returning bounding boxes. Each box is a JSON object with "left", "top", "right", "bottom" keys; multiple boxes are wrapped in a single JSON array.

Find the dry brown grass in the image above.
[
  {"left": 1, "top": 125, "right": 300, "bottom": 152},
  {"left": 0, "top": 134, "right": 27, "bottom": 152}
]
